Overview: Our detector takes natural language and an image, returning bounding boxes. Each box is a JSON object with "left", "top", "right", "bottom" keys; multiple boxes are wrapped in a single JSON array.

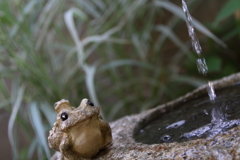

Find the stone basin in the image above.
[{"left": 52, "top": 73, "right": 240, "bottom": 159}]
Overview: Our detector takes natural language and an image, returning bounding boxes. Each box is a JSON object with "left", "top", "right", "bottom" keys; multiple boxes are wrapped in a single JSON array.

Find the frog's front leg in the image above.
[{"left": 59, "top": 134, "right": 80, "bottom": 160}]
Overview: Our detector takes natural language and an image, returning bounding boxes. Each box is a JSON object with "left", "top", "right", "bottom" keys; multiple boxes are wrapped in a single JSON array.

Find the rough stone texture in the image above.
[{"left": 51, "top": 73, "right": 240, "bottom": 159}]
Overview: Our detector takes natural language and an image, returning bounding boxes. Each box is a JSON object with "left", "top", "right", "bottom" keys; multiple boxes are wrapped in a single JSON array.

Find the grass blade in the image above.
[
  {"left": 8, "top": 84, "right": 25, "bottom": 159},
  {"left": 83, "top": 64, "right": 105, "bottom": 119},
  {"left": 99, "top": 59, "right": 155, "bottom": 72},
  {"left": 214, "top": 0, "right": 240, "bottom": 24},
  {"left": 27, "top": 137, "right": 38, "bottom": 159},
  {"left": 40, "top": 103, "right": 56, "bottom": 126},
  {"left": 29, "top": 102, "right": 50, "bottom": 159},
  {"left": 155, "top": 25, "right": 189, "bottom": 53},
  {"left": 64, "top": 7, "right": 87, "bottom": 66},
  {"left": 82, "top": 21, "right": 125, "bottom": 45}
]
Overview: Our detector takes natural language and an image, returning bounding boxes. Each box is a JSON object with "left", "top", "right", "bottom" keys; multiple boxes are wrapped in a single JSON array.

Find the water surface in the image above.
[{"left": 134, "top": 83, "right": 240, "bottom": 144}]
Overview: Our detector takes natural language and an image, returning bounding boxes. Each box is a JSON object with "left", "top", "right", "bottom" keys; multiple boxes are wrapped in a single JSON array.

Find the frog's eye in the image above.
[
  {"left": 61, "top": 112, "right": 68, "bottom": 121},
  {"left": 87, "top": 100, "right": 94, "bottom": 106}
]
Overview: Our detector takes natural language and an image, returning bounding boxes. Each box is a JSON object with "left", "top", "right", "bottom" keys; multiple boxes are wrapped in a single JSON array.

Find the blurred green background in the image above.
[{"left": 0, "top": 0, "right": 240, "bottom": 159}]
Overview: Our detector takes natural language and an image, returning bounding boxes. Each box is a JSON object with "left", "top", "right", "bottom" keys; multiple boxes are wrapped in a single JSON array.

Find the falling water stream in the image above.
[
  {"left": 181, "top": 0, "right": 224, "bottom": 139},
  {"left": 182, "top": 0, "right": 217, "bottom": 99},
  {"left": 182, "top": 0, "right": 215, "bottom": 101},
  {"left": 182, "top": 0, "right": 221, "bottom": 115},
  {"left": 133, "top": 1, "right": 240, "bottom": 144}
]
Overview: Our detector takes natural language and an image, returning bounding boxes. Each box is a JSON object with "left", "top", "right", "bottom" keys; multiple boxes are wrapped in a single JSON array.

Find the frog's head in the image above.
[
  {"left": 48, "top": 98, "right": 101, "bottom": 151},
  {"left": 54, "top": 98, "right": 100, "bottom": 132}
]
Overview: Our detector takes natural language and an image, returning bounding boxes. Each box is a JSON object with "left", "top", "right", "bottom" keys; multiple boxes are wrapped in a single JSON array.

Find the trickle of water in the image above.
[
  {"left": 203, "top": 110, "right": 208, "bottom": 115},
  {"left": 182, "top": 0, "right": 202, "bottom": 55},
  {"left": 180, "top": 0, "right": 239, "bottom": 142},
  {"left": 211, "top": 107, "right": 226, "bottom": 123},
  {"left": 207, "top": 81, "right": 216, "bottom": 102},
  {"left": 196, "top": 58, "right": 208, "bottom": 75},
  {"left": 182, "top": 0, "right": 216, "bottom": 102}
]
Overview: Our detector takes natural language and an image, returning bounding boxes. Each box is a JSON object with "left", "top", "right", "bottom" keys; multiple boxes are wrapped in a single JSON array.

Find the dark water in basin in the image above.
[{"left": 134, "top": 83, "right": 240, "bottom": 144}]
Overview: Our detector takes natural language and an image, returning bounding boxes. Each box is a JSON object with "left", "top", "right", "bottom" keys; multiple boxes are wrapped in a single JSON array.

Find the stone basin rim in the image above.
[{"left": 51, "top": 72, "right": 240, "bottom": 160}]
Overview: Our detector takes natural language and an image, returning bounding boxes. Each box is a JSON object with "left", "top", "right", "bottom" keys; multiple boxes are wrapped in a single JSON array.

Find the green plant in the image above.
[{"left": 0, "top": 0, "right": 235, "bottom": 159}]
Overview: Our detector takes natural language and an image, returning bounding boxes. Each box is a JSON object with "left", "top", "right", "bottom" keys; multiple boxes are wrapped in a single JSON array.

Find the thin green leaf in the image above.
[
  {"left": 40, "top": 103, "right": 56, "bottom": 126},
  {"left": 215, "top": 0, "right": 240, "bottom": 24},
  {"left": 64, "top": 7, "right": 86, "bottom": 66},
  {"left": 222, "top": 26, "right": 240, "bottom": 41},
  {"left": 172, "top": 75, "right": 205, "bottom": 87},
  {"left": 8, "top": 84, "right": 25, "bottom": 159},
  {"left": 0, "top": 79, "right": 10, "bottom": 98},
  {"left": 35, "top": 0, "right": 62, "bottom": 50},
  {"left": 132, "top": 35, "right": 146, "bottom": 61},
  {"left": 82, "top": 21, "right": 125, "bottom": 45},
  {"left": 29, "top": 102, "right": 50, "bottom": 159},
  {"left": 99, "top": 59, "right": 155, "bottom": 72},
  {"left": 83, "top": 64, "right": 104, "bottom": 119},
  {"left": 0, "top": 99, "right": 11, "bottom": 109},
  {"left": 27, "top": 137, "right": 38, "bottom": 159},
  {"left": 35, "top": 0, "right": 58, "bottom": 31},
  {"left": 10, "top": 0, "right": 38, "bottom": 37},
  {"left": 155, "top": 25, "right": 189, "bottom": 53},
  {"left": 92, "top": 0, "right": 106, "bottom": 11}
]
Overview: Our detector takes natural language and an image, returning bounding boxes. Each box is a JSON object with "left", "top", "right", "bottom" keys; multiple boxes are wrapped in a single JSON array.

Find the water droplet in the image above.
[
  {"left": 140, "top": 129, "right": 144, "bottom": 133},
  {"left": 196, "top": 58, "right": 208, "bottom": 75},
  {"left": 207, "top": 81, "right": 216, "bottom": 102},
  {"left": 203, "top": 110, "right": 208, "bottom": 115},
  {"left": 225, "top": 105, "right": 229, "bottom": 110},
  {"left": 161, "top": 134, "right": 172, "bottom": 142}
]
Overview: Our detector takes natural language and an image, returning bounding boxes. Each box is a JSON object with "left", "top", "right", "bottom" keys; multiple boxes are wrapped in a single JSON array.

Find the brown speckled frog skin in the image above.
[{"left": 48, "top": 99, "right": 112, "bottom": 160}]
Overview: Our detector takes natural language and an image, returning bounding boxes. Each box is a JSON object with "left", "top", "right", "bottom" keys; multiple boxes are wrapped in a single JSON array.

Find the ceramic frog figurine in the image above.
[{"left": 48, "top": 99, "right": 112, "bottom": 160}]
